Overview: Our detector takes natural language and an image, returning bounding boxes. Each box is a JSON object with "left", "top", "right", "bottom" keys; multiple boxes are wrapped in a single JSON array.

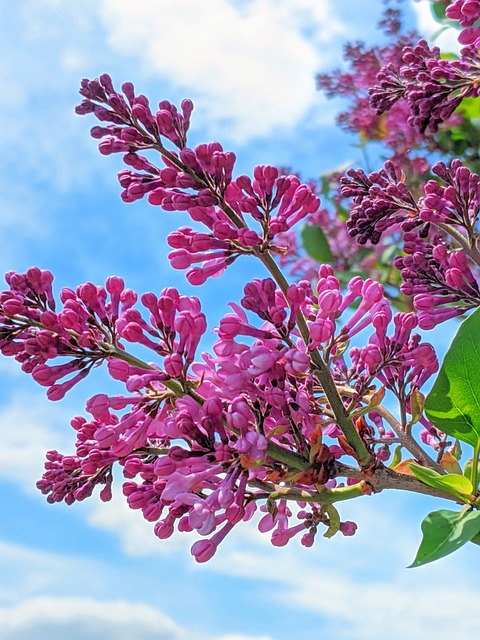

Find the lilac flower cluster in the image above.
[
  {"left": 0, "top": 267, "right": 128, "bottom": 400},
  {"left": 0, "top": 268, "right": 209, "bottom": 400},
  {"left": 77, "top": 75, "right": 320, "bottom": 285},
  {"left": 0, "top": 262, "right": 441, "bottom": 560},
  {"left": 316, "top": 31, "right": 424, "bottom": 164},
  {"left": 341, "top": 160, "right": 422, "bottom": 245},
  {"left": 5, "top": 37, "right": 474, "bottom": 563},
  {"left": 420, "top": 159, "right": 480, "bottom": 236},
  {"left": 370, "top": 38, "right": 480, "bottom": 134},
  {"left": 395, "top": 232, "right": 480, "bottom": 327},
  {"left": 343, "top": 156, "right": 480, "bottom": 327}
]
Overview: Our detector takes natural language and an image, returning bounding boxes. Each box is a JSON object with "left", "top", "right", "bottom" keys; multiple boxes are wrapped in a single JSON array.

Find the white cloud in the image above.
[
  {"left": 85, "top": 489, "right": 194, "bottom": 557},
  {"left": 0, "top": 540, "right": 272, "bottom": 640},
  {"left": 0, "top": 393, "right": 73, "bottom": 490},
  {"left": 97, "top": 0, "right": 345, "bottom": 141},
  {"left": 0, "top": 597, "right": 187, "bottom": 640},
  {"left": 0, "top": 540, "right": 115, "bottom": 603},
  {"left": 196, "top": 494, "right": 480, "bottom": 639},
  {"left": 0, "top": 0, "right": 102, "bottom": 193},
  {"left": 0, "top": 595, "right": 273, "bottom": 640},
  {"left": 217, "top": 636, "right": 272, "bottom": 640}
]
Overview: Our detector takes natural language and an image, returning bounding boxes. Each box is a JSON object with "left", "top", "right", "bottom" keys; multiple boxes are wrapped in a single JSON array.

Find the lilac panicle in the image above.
[
  {"left": 420, "top": 160, "right": 480, "bottom": 236},
  {"left": 76, "top": 75, "right": 321, "bottom": 285},
  {"left": 369, "top": 38, "right": 480, "bottom": 134},
  {"left": 316, "top": 30, "right": 424, "bottom": 165},
  {"left": 2, "top": 261, "right": 438, "bottom": 561},
  {"left": 343, "top": 156, "right": 480, "bottom": 327},
  {"left": 5, "top": 52, "right": 466, "bottom": 565},
  {"left": 341, "top": 161, "right": 422, "bottom": 245}
]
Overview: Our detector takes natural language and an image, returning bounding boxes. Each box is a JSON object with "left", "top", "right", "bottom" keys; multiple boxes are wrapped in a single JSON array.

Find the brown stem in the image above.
[
  {"left": 372, "top": 405, "right": 445, "bottom": 474},
  {"left": 333, "top": 461, "right": 458, "bottom": 502}
]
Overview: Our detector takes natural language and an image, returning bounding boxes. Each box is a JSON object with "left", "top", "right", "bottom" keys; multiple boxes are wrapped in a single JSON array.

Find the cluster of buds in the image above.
[
  {"left": 369, "top": 39, "right": 480, "bottom": 134},
  {"left": 77, "top": 75, "right": 320, "bottom": 285},
  {"left": 341, "top": 160, "right": 423, "bottom": 245},
  {"left": 341, "top": 156, "right": 480, "bottom": 327},
  {"left": 316, "top": 17, "right": 432, "bottom": 168},
  {"left": 0, "top": 260, "right": 443, "bottom": 561},
  {"left": 0, "top": 268, "right": 130, "bottom": 400},
  {"left": 0, "top": 268, "right": 207, "bottom": 400}
]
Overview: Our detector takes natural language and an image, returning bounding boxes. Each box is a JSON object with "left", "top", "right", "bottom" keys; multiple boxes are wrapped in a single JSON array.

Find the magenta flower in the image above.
[
  {"left": 370, "top": 39, "right": 480, "bottom": 134},
  {"left": 76, "top": 75, "right": 321, "bottom": 285}
]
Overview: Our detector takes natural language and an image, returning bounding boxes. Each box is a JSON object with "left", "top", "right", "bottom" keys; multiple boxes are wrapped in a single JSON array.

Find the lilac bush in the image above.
[{"left": 2, "top": 0, "right": 480, "bottom": 567}]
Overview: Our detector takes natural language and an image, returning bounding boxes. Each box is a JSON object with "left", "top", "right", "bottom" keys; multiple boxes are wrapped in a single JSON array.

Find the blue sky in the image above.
[{"left": 0, "top": 1, "right": 477, "bottom": 638}]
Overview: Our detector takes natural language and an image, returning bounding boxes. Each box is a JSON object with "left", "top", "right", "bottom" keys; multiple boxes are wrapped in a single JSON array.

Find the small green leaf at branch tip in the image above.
[
  {"left": 300, "top": 224, "right": 334, "bottom": 264},
  {"left": 451, "top": 440, "right": 462, "bottom": 461},
  {"left": 351, "top": 387, "right": 384, "bottom": 419},
  {"left": 323, "top": 504, "right": 341, "bottom": 539},
  {"left": 425, "top": 308, "right": 480, "bottom": 448},
  {"left": 389, "top": 444, "right": 403, "bottom": 469},
  {"left": 407, "top": 462, "right": 474, "bottom": 501},
  {"left": 409, "top": 509, "right": 480, "bottom": 568},
  {"left": 431, "top": 0, "right": 447, "bottom": 21},
  {"left": 408, "top": 389, "right": 424, "bottom": 427}
]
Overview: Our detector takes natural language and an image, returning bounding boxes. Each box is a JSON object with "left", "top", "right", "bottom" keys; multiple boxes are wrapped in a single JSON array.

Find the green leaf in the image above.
[
  {"left": 457, "top": 96, "right": 480, "bottom": 121},
  {"left": 463, "top": 458, "right": 480, "bottom": 483},
  {"left": 425, "top": 308, "right": 480, "bottom": 447},
  {"left": 431, "top": 0, "right": 447, "bottom": 21},
  {"left": 440, "top": 51, "right": 459, "bottom": 60},
  {"left": 301, "top": 225, "right": 334, "bottom": 264},
  {"left": 389, "top": 444, "right": 403, "bottom": 469},
  {"left": 407, "top": 463, "right": 474, "bottom": 501},
  {"left": 408, "top": 389, "right": 425, "bottom": 426},
  {"left": 409, "top": 509, "right": 480, "bottom": 567},
  {"left": 471, "top": 531, "right": 480, "bottom": 546},
  {"left": 451, "top": 439, "right": 462, "bottom": 461}
]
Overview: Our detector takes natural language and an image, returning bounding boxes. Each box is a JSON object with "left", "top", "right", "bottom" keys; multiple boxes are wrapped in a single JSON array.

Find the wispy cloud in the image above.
[
  {"left": 0, "top": 393, "right": 73, "bottom": 490},
  {"left": 0, "top": 596, "right": 187, "bottom": 640},
  {"left": 0, "top": 596, "right": 274, "bottom": 640},
  {"left": 85, "top": 490, "right": 194, "bottom": 557},
  {"left": 97, "top": 0, "right": 346, "bottom": 142},
  {"left": 196, "top": 495, "right": 480, "bottom": 639},
  {"left": 0, "top": 540, "right": 272, "bottom": 639}
]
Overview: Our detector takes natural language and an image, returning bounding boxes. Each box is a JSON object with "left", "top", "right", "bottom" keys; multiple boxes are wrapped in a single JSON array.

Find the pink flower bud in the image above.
[
  {"left": 164, "top": 353, "right": 184, "bottom": 378},
  {"left": 339, "top": 521, "right": 357, "bottom": 536},
  {"left": 191, "top": 539, "right": 217, "bottom": 563},
  {"left": 107, "top": 359, "right": 130, "bottom": 381},
  {"left": 284, "top": 349, "right": 310, "bottom": 376},
  {"left": 154, "top": 518, "right": 175, "bottom": 540}
]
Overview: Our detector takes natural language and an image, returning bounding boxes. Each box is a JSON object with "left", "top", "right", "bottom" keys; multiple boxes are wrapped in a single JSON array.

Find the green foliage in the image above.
[
  {"left": 430, "top": 1, "right": 447, "bottom": 22},
  {"left": 464, "top": 458, "right": 480, "bottom": 483},
  {"left": 425, "top": 308, "right": 480, "bottom": 449},
  {"left": 457, "top": 96, "right": 480, "bottom": 122},
  {"left": 323, "top": 504, "right": 341, "bottom": 538},
  {"left": 301, "top": 224, "right": 334, "bottom": 263},
  {"left": 471, "top": 531, "right": 480, "bottom": 545},
  {"left": 409, "top": 508, "right": 480, "bottom": 567},
  {"left": 407, "top": 463, "right": 474, "bottom": 502}
]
